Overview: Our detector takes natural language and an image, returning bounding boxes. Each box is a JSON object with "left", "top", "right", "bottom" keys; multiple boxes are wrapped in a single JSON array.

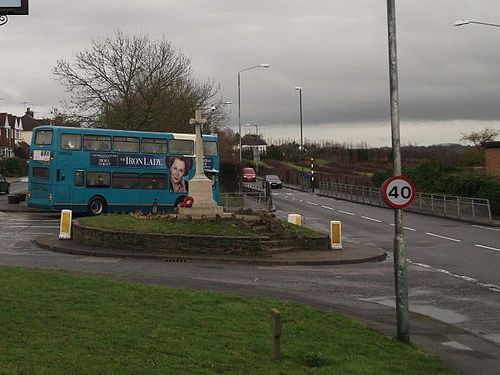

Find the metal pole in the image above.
[
  {"left": 299, "top": 89, "right": 303, "bottom": 162},
  {"left": 387, "top": 0, "right": 409, "bottom": 344},
  {"left": 310, "top": 157, "right": 314, "bottom": 193},
  {"left": 238, "top": 72, "right": 242, "bottom": 163}
]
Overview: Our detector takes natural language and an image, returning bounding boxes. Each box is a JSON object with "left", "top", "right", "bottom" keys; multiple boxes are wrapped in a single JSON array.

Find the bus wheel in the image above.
[{"left": 88, "top": 196, "right": 106, "bottom": 215}]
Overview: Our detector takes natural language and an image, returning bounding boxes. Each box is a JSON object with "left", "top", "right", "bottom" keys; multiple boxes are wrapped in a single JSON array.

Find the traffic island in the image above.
[{"left": 71, "top": 211, "right": 330, "bottom": 257}]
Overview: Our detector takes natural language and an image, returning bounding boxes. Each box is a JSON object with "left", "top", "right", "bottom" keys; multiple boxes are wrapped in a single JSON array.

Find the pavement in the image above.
[{"left": 3, "top": 198, "right": 500, "bottom": 374}]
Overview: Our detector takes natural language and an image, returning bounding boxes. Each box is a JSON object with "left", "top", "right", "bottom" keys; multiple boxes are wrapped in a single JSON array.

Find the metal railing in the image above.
[
  {"left": 221, "top": 191, "right": 269, "bottom": 212},
  {"left": 319, "top": 181, "right": 492, "bottom": 222}
]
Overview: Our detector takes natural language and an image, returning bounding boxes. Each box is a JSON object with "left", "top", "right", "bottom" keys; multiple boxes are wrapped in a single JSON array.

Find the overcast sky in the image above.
[{"left": 1, "top": 1, "right": 500, "bottom": 146}]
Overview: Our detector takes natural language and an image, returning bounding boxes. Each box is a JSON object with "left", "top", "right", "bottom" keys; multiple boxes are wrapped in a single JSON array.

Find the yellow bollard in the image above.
[
  {"left": 330, "top": 221, "right": 342, "bottom": 250},
  {"left": 59, "top": 209, "right": 72, "bottom": 240},
  {"left": 287, "top": 214, "right": 302, "bottom": 226}
]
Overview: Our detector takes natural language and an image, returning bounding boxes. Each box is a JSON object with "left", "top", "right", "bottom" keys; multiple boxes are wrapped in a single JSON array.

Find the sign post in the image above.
[{"left": 386, "top": 0, "right": 412, "bottom": 344}]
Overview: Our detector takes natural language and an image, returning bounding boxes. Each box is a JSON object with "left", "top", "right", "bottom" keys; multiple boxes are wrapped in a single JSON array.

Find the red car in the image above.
[{"left": 242, "top": 167, "right": 256, "bottom": 182}]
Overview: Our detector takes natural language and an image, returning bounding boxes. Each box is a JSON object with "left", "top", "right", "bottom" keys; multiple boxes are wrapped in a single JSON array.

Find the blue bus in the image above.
[{"left": 27, "top": 126, "right": 220, "bottom": 215}]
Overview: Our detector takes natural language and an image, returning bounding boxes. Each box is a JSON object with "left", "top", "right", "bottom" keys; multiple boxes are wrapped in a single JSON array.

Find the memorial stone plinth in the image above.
[{"left": 178, "top": 109, "right": 224, "bottom": 219}]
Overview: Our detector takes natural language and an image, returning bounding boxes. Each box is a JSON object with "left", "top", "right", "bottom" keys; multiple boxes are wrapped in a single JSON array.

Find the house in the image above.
[
  {"left": 484, "top": 141, "right": 500, "bottom": 178},
  {"left": 0, "top": 108, "right": 50, "bottom": 159},
  {"left": 241, "top": 133, "right": 268, "bottom": 153},
  {"left": 0, "top": 113, "right": 16, "bottom": 158}
]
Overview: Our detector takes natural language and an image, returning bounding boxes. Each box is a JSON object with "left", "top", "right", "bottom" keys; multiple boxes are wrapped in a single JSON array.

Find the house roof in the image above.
[{"left": 241, "top": 134, "right": 267, "bottom": 146}]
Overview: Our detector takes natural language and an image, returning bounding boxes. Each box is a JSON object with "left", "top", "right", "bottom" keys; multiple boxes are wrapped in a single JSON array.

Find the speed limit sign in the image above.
[{"left": 382, "top": 176, "right": 416, "bottom": 209}]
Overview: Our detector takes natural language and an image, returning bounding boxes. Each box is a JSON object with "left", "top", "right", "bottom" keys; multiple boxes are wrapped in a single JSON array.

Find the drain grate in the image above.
[{"left": 163, "top": 258, "right": 189, "bottom": 263}]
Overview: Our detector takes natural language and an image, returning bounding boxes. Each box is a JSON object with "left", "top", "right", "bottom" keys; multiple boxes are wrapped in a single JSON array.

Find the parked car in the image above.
[
  {"left": 263, "top": 174, "right": 282, "bottom": 189},
  {"left": 0, "top": 174, "right": 10, "bottom": 194},
  {"left": 242, "top": 167, "right": 257, "bottom": 182}
]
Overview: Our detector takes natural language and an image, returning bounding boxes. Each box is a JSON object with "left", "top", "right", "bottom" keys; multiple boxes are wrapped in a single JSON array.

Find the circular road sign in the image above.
[{"left": 382, "top": 175, "right": 416, "bottom": 209}]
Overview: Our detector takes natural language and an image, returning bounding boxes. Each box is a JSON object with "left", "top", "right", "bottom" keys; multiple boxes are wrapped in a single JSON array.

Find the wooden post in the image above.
[{"left": 271, "top": 308, "right": 282, "bottom": 361}]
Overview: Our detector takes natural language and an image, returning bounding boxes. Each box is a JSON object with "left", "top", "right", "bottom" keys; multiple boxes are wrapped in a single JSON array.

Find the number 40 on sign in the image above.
[{"left": 382, "top": 176, "right": 416, "bottom": 209}]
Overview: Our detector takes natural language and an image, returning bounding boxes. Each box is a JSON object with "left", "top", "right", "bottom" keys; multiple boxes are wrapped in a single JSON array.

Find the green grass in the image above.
[
  {"left": 284, "top": 222, "right": 325, "bottom": 238},
  {"left": 79, "top": 215, "right": 258, "bottom": 237},
  {"left": 0, "top": 268, "right": 454, "bottom": 375}
]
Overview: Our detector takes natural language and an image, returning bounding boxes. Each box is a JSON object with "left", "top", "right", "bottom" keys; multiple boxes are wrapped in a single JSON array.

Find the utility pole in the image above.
[{"left": 387, "top": 0, "right": 410, "bottom": 343}]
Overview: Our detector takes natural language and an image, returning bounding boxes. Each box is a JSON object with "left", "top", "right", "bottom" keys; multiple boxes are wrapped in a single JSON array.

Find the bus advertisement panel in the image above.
[{"left": 27, "top": 126, "right": 220, "bottom": 215}]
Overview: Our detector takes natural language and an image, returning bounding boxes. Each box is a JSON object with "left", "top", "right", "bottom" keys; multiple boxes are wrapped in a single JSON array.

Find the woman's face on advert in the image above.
[{"left": 171, "top": 158, "right": 186, "bottom": 184}]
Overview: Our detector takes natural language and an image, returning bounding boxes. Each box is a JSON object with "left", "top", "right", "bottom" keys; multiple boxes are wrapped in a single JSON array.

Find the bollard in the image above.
[
  {"left": 288, "top": 213, "right": 302, "bottom": 226},
  {"left": 271, "top": 308, "right": 282, "bottom": 361},
  {"left": 59, "top": 209, "right": 72, "bottom": 240},
  {"left": 330, "top": 220, "right": 342, "bottom": 250}
]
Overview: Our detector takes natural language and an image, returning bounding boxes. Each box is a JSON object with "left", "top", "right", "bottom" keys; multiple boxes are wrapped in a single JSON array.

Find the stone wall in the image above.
[
  {"left": 72, "top": 219, "right": 330, "bottom": 256},
  {"left": 73, "top": 221, "right": 270, "bottom": 256}
]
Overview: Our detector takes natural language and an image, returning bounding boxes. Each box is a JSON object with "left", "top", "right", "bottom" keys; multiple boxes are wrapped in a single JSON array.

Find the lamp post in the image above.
[
  {"left": 454, "top": 19, "right": 500, "bottom": 28},
  {"left": 294, "top": 86, "right": 304, "bottom": 172},
  {"left": 238, "top": 63, "right": 270, "bottom": 162}
]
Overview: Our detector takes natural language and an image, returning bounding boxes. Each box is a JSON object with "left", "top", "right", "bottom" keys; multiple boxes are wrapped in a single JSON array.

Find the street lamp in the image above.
[
  {"left": 294, "top": 86, "right": 303, "bottom": 166},
  {"left": 454, "top": 19, "right": 500, "bottom": 28},
  {"left": 237, "top": 63, "right": 270, "bottom": 162}
]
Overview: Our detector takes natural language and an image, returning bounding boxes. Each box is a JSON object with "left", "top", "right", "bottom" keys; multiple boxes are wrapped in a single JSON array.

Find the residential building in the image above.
[{"left": 0, "top": 108, "right": 50, "bottom": 159}]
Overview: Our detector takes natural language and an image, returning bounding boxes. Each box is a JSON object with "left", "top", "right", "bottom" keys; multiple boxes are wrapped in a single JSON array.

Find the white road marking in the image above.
[
  {"left": 425, "top": 232, "right": 461, "bottom": 242},
  {"left": 0, "top": 211, "right": 7, "bottom": 217},
  {"left": 305, "top": 201, "right": 318, "bottom": 206},
  {"left": 475, "top": 244, "right": 500, "bottom": 253},
  {"left": 408, "top": 259, "right": 500, "bottom": 293},
  {"left": 321, "top": 205, "right": 335, "bottom": 210},
  {"left": 361, "top": 216, "right": 382, "bottom": 223},
  {"left": 472, "top": 225, "right": 500, "bottom": 232},
  {"left": 389, "top": 223, "right": 416, "bottom": 231},
  {"left": 339, "top": 210, "right": 355, "bottom": 216}
]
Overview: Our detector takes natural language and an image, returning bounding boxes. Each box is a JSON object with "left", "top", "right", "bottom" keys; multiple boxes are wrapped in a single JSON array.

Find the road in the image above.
[{"left": 1, "top": 182, "right": 500, "bottom": 347}]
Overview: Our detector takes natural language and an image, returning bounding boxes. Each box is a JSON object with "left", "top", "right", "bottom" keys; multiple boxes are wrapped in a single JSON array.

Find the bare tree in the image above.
[
  {"left": 53, "top": 30, "right": 227, "bottom": 131},
  {"left": 460, "top": 127, "right": 500, "bottom": 149}
]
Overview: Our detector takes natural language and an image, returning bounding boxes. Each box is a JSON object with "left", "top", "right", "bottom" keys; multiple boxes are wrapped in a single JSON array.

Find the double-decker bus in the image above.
[{"left": 27, "top": 126, "right": 220, "bottom": 215}]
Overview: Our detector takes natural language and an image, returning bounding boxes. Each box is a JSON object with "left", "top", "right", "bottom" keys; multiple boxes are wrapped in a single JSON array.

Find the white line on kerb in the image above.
[
  {"left": 361, "top": 216, "right": 382, "bottom": 223},
  {"left": 425, "top": 232, "right": 461, "bottom": 242},
  {"left": 339, "top": 210, "right": 355, "bottom": 216},
  {"left": 475, "top": 244, "right": 500, "bottom": 253},
  {"left": 305, "top": 201, "right": 318, "bottom": 206},
  {"left": 321, "top": 205, "right": 335, "bottom": 210}
]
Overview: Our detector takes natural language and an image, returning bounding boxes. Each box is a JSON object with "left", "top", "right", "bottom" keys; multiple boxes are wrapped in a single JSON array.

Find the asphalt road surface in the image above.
[{"left": 1, "top": 182, "right": 499, "bottom": 348}]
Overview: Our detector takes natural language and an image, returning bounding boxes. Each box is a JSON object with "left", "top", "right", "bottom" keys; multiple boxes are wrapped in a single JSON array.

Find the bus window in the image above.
[
  {"left": 112, "top": 173, "right": 140, "bottom": 189},
  {"left": 87, "top": 172, "right": 111, "bottom": 188},
  {"left": 33, "top": 167, "right": 50, "bottom": 179},
  {"left": 142, "top": 138, "right": 168, "bottom": 154},
  {"left": 113, "top": 136, "right": 140, "bottom": 153},
  {"left": 34, "top": 130, "right": 53, "bottom": 145},
  {"left": 141, "top": 173, "right": 167, "bottom": 190},
  {"left": 61, "top": 134, "right": 82, "bottom": 150},
  {"left": 203, "top": 141, "right": 218, "bottom": 156},
  {"left": 75, "top": 170, "right": 85, "bottom": 187},
  {"left": 169, "top": 139, "right": 194, "bottom": 155},
  {"left": 83, "top": 135, "right": 111, "bottom": 151}
]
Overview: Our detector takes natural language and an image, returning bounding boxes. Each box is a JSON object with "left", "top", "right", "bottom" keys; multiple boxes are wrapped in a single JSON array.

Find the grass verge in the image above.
[
  {"left": 0, "top": 268, "right": 454, "bottom": 375},
  {"left": 79, "top": 215, "right": 258, "bottom": 237}
]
